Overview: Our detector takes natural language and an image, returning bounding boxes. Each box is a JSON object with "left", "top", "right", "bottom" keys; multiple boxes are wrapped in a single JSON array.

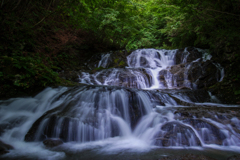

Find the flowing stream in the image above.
[{"left": 0, "top": 48, "right": 240, "bottom": 160}]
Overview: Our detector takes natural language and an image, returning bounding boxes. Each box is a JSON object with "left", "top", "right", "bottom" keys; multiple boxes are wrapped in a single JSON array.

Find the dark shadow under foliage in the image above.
[{"left": 0, "top": 0, "right": 240, "bottom": 102}]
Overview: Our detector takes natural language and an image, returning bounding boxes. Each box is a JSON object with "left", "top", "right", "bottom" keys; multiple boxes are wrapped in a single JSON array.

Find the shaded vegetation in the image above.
[{"left": 0, "top": 0, "right": 240, "bottom": 102}]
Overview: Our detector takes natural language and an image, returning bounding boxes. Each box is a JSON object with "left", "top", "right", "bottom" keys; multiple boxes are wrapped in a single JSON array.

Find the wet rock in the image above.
[
  {"left": 174, "top": 106, "right": 240, "bottom": 123},
  {"left": 159, "top": 70, "right": 167, "bottom": 80},
  {"left": 43, "top": 138, "right": 63, "bottom": 148},
  {"left": 185, "top": 119, "right": 226, "bottom": 145},
  {"left": 173, "top": 106, "right": 240, "bottom": 145},
  {"left": 0, "top": 117, "right": 28, "bottom": 136},
  {"left": 175, "top": 48, "right": 185, "bottom": 64},
  {"left": 86, "top": 50, "right": 130, "bottom": 70},
  {"left": 158, "top": 58, "right": 220, "bottom": 89},
  {"left": 227, "top": 154, "right": 240, "bottom": 160},
  {"left": 158, "top": 70, "right": 168, "bottom": 87},
  {"left": 25, "top": 85, "right": 150, "bottom": 142},
  {"left": 186, "top": 47, "right": 203, "bottom": 62},
  {"left": 140, "top": 56, "right": 150, "bottom": 68},
  {"left": 25, "top": 98, "right": 80, "bottom": 142},
  {"left": 175, "top": 47, "right": 202, "bottom": 64},
  {"left": 82, "top": 68, "right": 152, "bottom": 89},
  {"left": 170, "top": 64, "right": 188, "bottom": 87},
  {"left": 168, "top": 89, "right": 211, "bottom": 105},
  {"left": 59, "top": 70, "right": 80, "bottom": 82},
  {"left": 169, "top": 64, "right": 185, "bottom": 75},
  {"left": 188, "top": 60, "right": 220, "bottom": 88},
  {"left": 0, "top": 140, "right": 14, "bottom": 155},
  {"left": 186, "top": 61, "right": 202, "bottom": 82},
  {"left": 80, "top": 48, "right": 221, "bottom": 90},
  {"left": 0, "top": 126, "right": 4, "bottom": 136},
  {"left": 159, "top": 154, "right": 217, "bottom": 160},
  {"left": 158, "top": 67, "right": 191, "bottom": 89},
  {"left": 201, "top": 62, "right": 221, "bottom": 85},
  {"left": 155, "top": 122, "right": 201, "bottom": 147}
]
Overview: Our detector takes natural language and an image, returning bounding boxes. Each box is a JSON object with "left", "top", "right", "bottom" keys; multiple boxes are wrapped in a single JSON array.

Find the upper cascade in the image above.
[
  {"left": 78, "top": 47, "right": 224, "bottom": 90},
  {"left": 127, "top": 49, "right": 177, "bottom": 69}
]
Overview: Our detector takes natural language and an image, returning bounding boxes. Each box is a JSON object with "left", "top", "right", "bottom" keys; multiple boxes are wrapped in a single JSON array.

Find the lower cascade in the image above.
[{"left": 0, "top": 48, "right": 240, "bottom": 160}]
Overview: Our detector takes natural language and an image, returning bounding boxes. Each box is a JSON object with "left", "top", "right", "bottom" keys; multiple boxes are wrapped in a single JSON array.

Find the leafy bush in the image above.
[
  {"left": 159, "top": 0, "right": 240, "bottom": 50},
  {"left": 0, "top": 53, "right": 60, "bottom": 89}
]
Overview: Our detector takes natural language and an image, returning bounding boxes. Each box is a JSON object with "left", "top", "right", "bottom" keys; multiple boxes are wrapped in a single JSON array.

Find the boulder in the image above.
[
  {"left": 0, "top": 140, "right": 14, "bottom": 155},
  {"left": 43, "top": 138, "right": 63, "bottom": 148},
  {"left": 159, "top": 154, "right": 217, "bottom": 160},
  {"left": 187, "top": 60, "right": 220, "bottom": 88},
  {"left": 154, "top": 122, "right": 201, "bottom": 147},
  {"left": 227, "top": 154, "right": 240, "bottom": 160},
  {"left": 58, "top": 70, "right": 80, "bottom": 82},
  {"left": 86, "top": 50, "right": 130, "bottom": 70},
  {"left": 184, "top": 119, "right": 226, "bottom": 145},
  {"left": 80, "top": 68, "right": 152, "bottom": 89},
  {"left": 160, "top": 60, "right": 220, "bottom": 89},
  {"left": 25, "top": 85, "right": 151, "bottom": 142},
  {"left": 175, "top": 47, "right": 202, "bottom": 64}
]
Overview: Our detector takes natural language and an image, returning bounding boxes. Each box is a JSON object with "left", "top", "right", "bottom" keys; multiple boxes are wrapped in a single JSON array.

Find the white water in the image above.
[
  {"left": 79, "top": 48, "right": 224, "bottom": 90},
  {"left": 0, "top": 87, "right": 68, "bottom": 159},
  {"left": 0, "top": 48, "right": 239, "bottom": 160},
  {"left": 98, "top": 53, "right": 112, "bottom": 68}
]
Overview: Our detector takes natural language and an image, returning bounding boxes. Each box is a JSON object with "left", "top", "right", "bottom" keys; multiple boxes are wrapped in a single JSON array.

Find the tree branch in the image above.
[
  {"left": 206, "top": 8, "right": 240, "bottom": 17},
  {"left": 32, "top": 0, "right": 53, "bottom": 28},
  {"left": 12, "top": 0, "right": 21, "bottom": 11},
  {"left": 1, "top": 0, "right": 4, "bottom": 8},
  {"left": 200, "top": 8, "right": 240, "bottom": 17}
]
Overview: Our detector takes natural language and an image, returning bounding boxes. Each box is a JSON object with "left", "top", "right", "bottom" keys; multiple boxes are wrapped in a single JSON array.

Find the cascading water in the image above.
[
  {"left": 98, "top": 53, "right": 112, "bottom": 68},
  {"left": 0, "top": 48, "right": 240, "bottom": 160},
  {"left": 79, "top": 48, "right": 224, "bottom": 89}
]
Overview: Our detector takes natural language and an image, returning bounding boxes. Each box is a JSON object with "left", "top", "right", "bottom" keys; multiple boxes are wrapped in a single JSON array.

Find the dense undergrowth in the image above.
[{"left": 0, "top": 0, "right": 240, "bottom": 102}]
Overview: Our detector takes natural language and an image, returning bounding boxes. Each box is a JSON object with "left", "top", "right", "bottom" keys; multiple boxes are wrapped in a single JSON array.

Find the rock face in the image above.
[
  {"left": 0, "top": 47, "right": 239, "bottom": 159},
  {"left": 59, "top": 50, "right": 131, "bottom": 83},
  {"left": 24, "top": 86, "right": 152, "bottom": 142},
  {"left": 187, "top": 60, "right": 220, "bottom": 88},
  {"left": 175, "top": 47, "right": 203, "bottom": 64},
  {"left": 79, "top": 47, "right": 222, "bottom": 90},
  {"left": 173, "top": 48, "right": 221, "bottom": 89},
  {"left": 58, "top": 70, "right": 80, "bottom": 82},
  {"left": 154, "top": 122, "right": 202, "bottom": 147},
  {"left": 160, "top": 60, "right": 220, "bottom": 89},
  {"left": 43, "top": 139, "right": 63, "bottom": 148},
  {"left": 79, "top": 68, "right": 152, "bottom": 89},
  {"left": 86, "top": 50, "right": 131, "bottom": 70},
  {"left": 173, "top": 106, "right": 240, "bottom": 146},
  {"left": 158, "top": 64, "right": 189, "bottom": 88},
  {"left": 0, "top": 140, "right": 14, "bottom": 155},
  {"left": 58, "top": 47, "right": 221, "bottom": 90},
  {"left": 186, "top": 119, "right": 226, "bottom": 145},
  {"left": 159, "top": 154, "right": 217, "bottom": 160},
  {"left": 25, "top": 48, "right": 229, "bottom": 149},
  {"left": 227, "top": 154, "right": 240, "bottom": 160}
]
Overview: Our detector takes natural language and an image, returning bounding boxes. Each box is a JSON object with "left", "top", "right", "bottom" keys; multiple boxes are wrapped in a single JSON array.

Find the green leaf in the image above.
[{"left": 234, "top": 90, "right": 240, "bottom": 95}]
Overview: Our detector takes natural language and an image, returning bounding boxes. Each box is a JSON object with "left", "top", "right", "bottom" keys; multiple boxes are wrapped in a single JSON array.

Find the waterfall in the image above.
[
  {"left": 0, "top": 48, "right": 239, "bottom": 159},
  {"left": 79, "top": 48, "right": 224, "bottom": 90}
]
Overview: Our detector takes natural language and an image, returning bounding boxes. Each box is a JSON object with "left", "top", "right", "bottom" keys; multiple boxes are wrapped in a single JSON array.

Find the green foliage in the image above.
[
  {"left": 119, "top": 61, "right": 125, "bottom": 66},
  {"left": 114, "top": 58, "right": 120, "bottom": 64},
  {"left": 2, "top": 0, "right": 239, "bottom": 51},
  {"left": 59, "top": 0, "right": 167, "bottom": 49},
  {"left": 234, "top": 90, "right": 240, "bottom": 95},
  {"left": 0, "top": 53, "right": 60, "bottom": 89},
  {"left": 93, "top": 66, "right": 105, "bottom": 71},
  {"left": 1, "top": 0, "right": 240, "bottom": 98},
  {"left": 159, "top": 0, "right": 240, "bottom": 50}
]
